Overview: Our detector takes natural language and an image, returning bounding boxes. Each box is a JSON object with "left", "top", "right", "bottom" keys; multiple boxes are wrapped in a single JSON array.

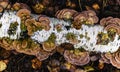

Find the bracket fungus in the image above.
[
  {"left": 74, "top": 10, "right": 99, "bottom": 25},
  {"left": 16, "top": 9, "right": 31, "bottom": 21},
  {"left": 100, "top": 17, "right": 120, "bottom": 35},
  {"left": 99, "top": 50, "right": 120, "bottom": 69},
  {"left": 55, "top": 9, "right": 77, "bottom": 20},
  {"left": 64, "top": 49, "right": 90, "bottom": 66},
  {"left": 12, "top": 3, "right": 30, "bottom": 11}
]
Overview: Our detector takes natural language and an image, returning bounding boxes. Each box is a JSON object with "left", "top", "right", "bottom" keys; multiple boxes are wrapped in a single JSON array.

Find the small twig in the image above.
[
  {"left": 16, "top": 55, "right": 26, "bottom": 63},
  {"left": 78, "top": 0, "right": 82, "bottom": 11},
  {"left": 105, "top": 0, "right": 108, "bottom": 6},
  {"left": 17, "top": 0, "right": 20, "bottom": 2},
  {"left": 102, "top": 0, "right": 108, "bottom": 11}
]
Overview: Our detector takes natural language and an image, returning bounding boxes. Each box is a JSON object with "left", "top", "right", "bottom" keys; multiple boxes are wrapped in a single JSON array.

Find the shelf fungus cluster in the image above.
[
  {"left": 0, "top": 5, "right": 120, "bottom": 69},
  {"left": 64, "top": 49, "right": 90, "bottom": 66},
  {"left": 100, "top": 17, "right": 120, "bottom": 35},
  {"left": 99, "top": 50, "right": 120, "bottom": 69}
]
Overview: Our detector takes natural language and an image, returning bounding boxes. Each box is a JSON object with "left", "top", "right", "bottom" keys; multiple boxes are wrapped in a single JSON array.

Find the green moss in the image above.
[
  {"left": 3, "top": 37, "right": 13, "bottom": 44},
  {"left": 25, "top": 38, "right": 33, "bottom": 49},
  {"left": 35, "top": 26, "right": 43, "bottom": 31},
  {"left": 20, "top": 23, "right": 27, "bottom": 31},
  {"left": 19, "top": 38, "right": 37, "bottom": 49},
  {"left": 57, "top": 28, "right": 62, "bottom": 32},
  {"left": 32, "top": 24, "right": 43, "bottom": 32},
  {"left": 84, "top": 32, "right": 90, "bottom": 40},
  {"left": 84, "top": 66, "right": 94, "bottom": 72},
  {"left": 47, "top": 33, "right": 56, "bottom": 42},
  {"left": 8, "top": 22, "right": 18, "bottom": 35},
  {"left": 86, "top": 37, "right": 90, "bottom": 40},
  {"left": 97, "top": 32, "right": 110, "bottom": 45},
  {"left": 80, "top": 34, "right": 84, "bottom": 38},
  {"left": 66, "top": 33, "right": 76, "bottom": 40},
  {"left": 56, "top": 25, "right": 62, "bottom": 32},
  {"left": 108, "top": 29, "right": 116, "bottom": 41}
]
